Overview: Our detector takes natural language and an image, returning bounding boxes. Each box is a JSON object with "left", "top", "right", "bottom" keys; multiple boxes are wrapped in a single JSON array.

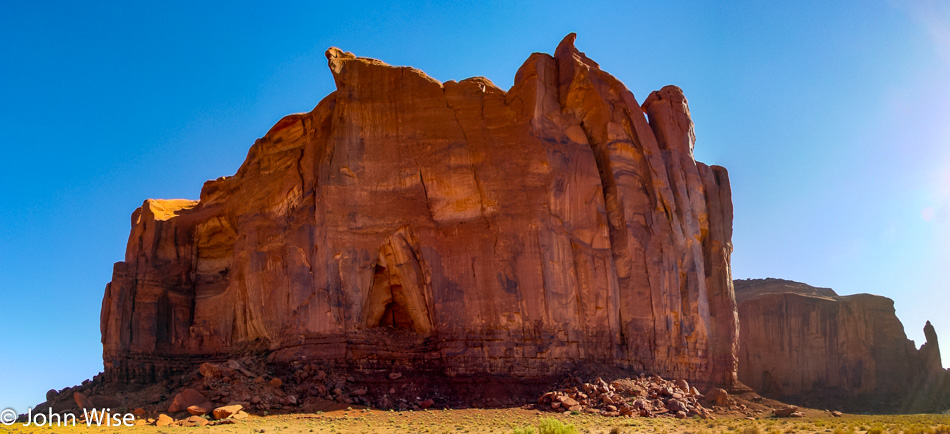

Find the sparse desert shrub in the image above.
[
  {"left": 512, "top": 428, "right": 537, "bottom": 434},
  {"left": 536, "top": 417, "right": 577, "bottom": 434},
  {"left": 741, "top": 426, "right": 761, "bottom": 434}
]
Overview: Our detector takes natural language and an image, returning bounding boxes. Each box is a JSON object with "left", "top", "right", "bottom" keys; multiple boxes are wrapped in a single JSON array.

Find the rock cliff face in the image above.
[
  {"left": 100, "top": 34, "right": 740, "bottom": 389},
  {"left": 736, "top": 278, "right": 950, "bottom": 412}
]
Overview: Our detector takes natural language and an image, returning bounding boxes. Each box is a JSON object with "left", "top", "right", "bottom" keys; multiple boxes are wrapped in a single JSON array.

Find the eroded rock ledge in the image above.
[{"left": 100, "top": 34, "right": 740, "bottom": 390}]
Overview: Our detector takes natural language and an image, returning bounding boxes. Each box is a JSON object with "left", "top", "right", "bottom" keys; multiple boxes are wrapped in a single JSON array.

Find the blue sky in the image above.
[{"left": 1, "top": 1, "right": 948, "bottom": 411}]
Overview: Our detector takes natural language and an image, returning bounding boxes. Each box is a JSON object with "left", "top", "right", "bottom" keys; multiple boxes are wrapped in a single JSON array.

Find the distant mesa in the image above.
[{"left": 736, "top": 278, "right": 950, "bottom": 413}]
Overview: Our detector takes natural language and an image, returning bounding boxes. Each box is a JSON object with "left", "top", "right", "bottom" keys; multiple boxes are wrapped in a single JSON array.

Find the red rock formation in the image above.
[
  {"left": 921, "top": 321, "right": 943, "bottom": 375},
  {"left": 100, "top": 34, "right": 740, "bottom": 389},
  {"left": 736, "top": 278, "right": 950, "bottom": 412}
]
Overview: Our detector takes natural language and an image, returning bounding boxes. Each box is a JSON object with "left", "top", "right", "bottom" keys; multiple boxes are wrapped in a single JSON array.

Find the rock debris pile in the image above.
[{"left": 534, "top": 375, "right": 718, "bottom": 419}]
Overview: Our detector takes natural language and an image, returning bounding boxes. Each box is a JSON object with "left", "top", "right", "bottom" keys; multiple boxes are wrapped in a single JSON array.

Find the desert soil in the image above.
[{"left": 2, "top": 407, "right": 950, "bottom": 434}]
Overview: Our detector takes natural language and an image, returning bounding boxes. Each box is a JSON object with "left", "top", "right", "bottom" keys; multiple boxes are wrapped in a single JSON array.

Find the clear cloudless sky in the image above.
[{"left": 1, "top": 1, "right": 948, "bottom": 412}]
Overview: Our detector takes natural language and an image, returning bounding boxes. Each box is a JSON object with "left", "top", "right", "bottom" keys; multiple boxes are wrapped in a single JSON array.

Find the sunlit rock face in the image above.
[
  {"left": 100, "top": 34, "right": 740, "bottom": 388},
  {"left": 736, "top": 278, "right": 950, "bottom": 412}
]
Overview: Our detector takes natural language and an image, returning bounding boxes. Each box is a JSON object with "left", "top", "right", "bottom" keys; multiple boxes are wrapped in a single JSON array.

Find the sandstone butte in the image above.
[
  {"left": 99, "top": 34, "right": 742, "bottom": 392},
  {"left": 736, "top": 278, "right": 950, "bottom": 413}
]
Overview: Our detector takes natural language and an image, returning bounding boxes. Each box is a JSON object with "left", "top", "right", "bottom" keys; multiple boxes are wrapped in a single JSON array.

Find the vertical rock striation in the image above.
[
  {"left": 100, "top": 34, "right": 741, "bottom": 389},
  {"left": 736, "top": 278, "right": 950, "bottom": 412}
]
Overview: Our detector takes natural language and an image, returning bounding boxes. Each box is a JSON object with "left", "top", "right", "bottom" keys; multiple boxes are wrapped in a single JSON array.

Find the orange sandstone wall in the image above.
[{"left": 100, "top": 34, "right": 740, "bottom": 388}]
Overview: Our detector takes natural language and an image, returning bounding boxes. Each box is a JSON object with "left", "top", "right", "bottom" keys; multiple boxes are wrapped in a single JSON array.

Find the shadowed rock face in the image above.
[
  {"left": 736, "top": 278, "right": 950, "bottom": 412},
  {"left": 100, "top": 34, "right": 740, "bottom": 389}
]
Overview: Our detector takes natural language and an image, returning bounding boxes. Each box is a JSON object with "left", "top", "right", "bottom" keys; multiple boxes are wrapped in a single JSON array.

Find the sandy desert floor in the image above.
[{"left": 2, "top": 407, "right": 950, "bottom": 434}]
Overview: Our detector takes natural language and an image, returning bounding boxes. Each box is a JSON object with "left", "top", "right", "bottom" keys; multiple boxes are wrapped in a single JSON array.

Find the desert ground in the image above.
[{"left": 2, "top": 408, "right": 949, "bottom": 434}]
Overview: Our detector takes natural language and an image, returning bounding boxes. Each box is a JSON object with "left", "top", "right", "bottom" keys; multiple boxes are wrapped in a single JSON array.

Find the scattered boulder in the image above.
[
  {"left": 773, "top": 406, "right": 799, "bottom": 417},
  {"left": 168, "top": 388, "right": 207, "bottom": 412},
  {"left": 180, "top": 415, "right": 209, "bottom": 427},
  {"left": 187, "top": 402, "right": 213, "bottom": 416},
  {"left": 73, "top": 392, "right": 93, "bottom": 410},
  {"left": 675, "top": 380, "right": 689, "bottom": 393},
  {"left": 199, "top": 362, "right": 220, "bottom": 378},
  {"left": 666, "top": 399, "right": 687, "bottom": 413},
  {"left": 155, "top": 414, "right": 173, "bottom": 427},
  {"left": 704, "top": 388, "right": 730, "bottom": 406},
  {"left": 213, "top": 404, "right": 243, "bottom": 420}
]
